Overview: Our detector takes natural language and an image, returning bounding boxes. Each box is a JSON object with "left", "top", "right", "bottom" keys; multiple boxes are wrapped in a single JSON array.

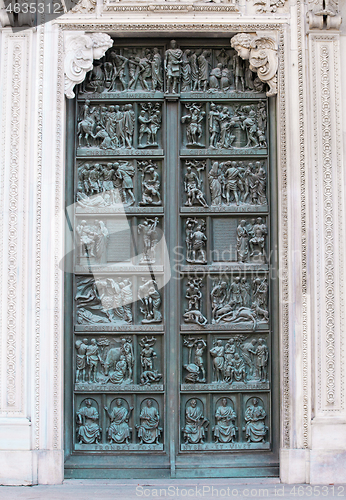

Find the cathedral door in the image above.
[{"left": 64, "top": 37, "right": 279, "bottom": 478}]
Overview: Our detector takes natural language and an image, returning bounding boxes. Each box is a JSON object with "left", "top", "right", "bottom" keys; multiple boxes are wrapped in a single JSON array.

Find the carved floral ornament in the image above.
[{"left": 64, "top": 32, "right": 278, "bottom": 99}]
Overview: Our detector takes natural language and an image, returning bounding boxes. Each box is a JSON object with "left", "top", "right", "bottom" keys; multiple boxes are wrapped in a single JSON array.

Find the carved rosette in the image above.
[
  {"left": 230, "top": 34, "right": 278, "bottom": 97},
  {"left": 64, "top": 32, "right": 113, "bottom": 99}
]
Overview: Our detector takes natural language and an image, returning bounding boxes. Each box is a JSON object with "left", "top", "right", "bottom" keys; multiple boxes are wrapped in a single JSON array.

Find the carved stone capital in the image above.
[
  {"left": 307, "top": 0, "right": 342, "bottom": 30},
  {"left": 230, "top": 34, "right": 278, "bottom": 97},
  {"left": 64, "top": 32, "right": 113, "bottom": 99}
]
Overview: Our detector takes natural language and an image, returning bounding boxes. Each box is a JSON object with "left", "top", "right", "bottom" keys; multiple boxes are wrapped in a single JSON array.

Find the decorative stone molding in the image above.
[
  {"left": 230, "top": 33, "right": 278, "bottom": 97},
  {"left": 307, "top": 0, "right": 342, "bottom": 30},
  {"left": 64, "top": 32, "right": 113, "bottom": 99},
  {"left": 103, "top": 0, "right": 239, "bottom": 13}
]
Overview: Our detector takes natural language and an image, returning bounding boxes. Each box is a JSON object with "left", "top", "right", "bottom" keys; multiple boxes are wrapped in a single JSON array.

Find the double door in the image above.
[{"left": 64, "top": 37, "right": 279, "bottom": 478}]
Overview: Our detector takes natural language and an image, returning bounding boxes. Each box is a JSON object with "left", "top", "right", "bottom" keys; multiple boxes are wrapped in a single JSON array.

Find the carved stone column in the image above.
[
  {"left": 0, "top": 28, "right": 36, "bottom": 485},
  {"left": 307, "top": 14, "right": 346, "bottom": 485}
]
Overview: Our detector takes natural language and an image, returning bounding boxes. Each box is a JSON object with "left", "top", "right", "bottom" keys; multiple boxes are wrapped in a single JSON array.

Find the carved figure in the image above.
[
  {"left": 229, "top": 353, "right": 247, "bottom": 383},
  {"left": 138, "top": 279, "right": 162, "bottom": 323},
  {"left": 209, "top": 63, "right": 222, "bottom": 91},
  {"left": 105, "top": 355, "right": 127, "bottom": 384},
  {"left": 139, "top": 336, "right": 162, "bottom": 385},
  {"left": 183, "top": 400, "right": 209, "bottom": 444},
  {"left": 209, "top": 103, "right": 220, "bottom": 148},
  {"left": 182, "top": 103, "right": 205, "bottom": 147},
  {"left": 208, "top": 162, "right": 223, "bottom": 205},
  {"left": 249, "top": 217, "right": 267, "bottom": 257},
  {"left": 85, "top": 338, "right": 102, "bottom": 383},
  {"left": 75, "top": 338, "right": 89, "bottom": 383},
  {"left": 256, "top": 338, "right": 269, "bottom": 381},
  {"left": 137, "top": 399, "right": 162, "bottom": 444},
  {"left": 184, "top": 160, "right": 208, "bottom": 207},
  {"left": 138, "top": 103, "right": 161, "bottom": 148},
  {"left": 76, "top": 400, "right": 101, "bottom": 444},
  {"left": 243, "top": 398, "right": 267, "bottom": 443},
  {"left": 64, "top": 33, "right": 113, "bottom": 99},
  {"left": 183, "top": 278, "right": 207, "bottom": 326},
  {"left": 185, "top": 218, "right": 207, "bottom": 264},
  {"left": 183, "top": 337, "right": 207, "bottom": 383},
  {"left": 237, "top": 220, "right": 250, "bottom": 262},
  {"left": 138, "top": 218, "right": 159, "bottom": 264},
  {"left": 197, "top": 49, "right": 210, "bottom": 91},
  {"left": 164, "top": 40, "right": 183, "bottom": 93},
  {"left": 210, "top": 339, "right": 225, "bottom": 383},
  {"left": 231, "top": 33, "right": 278, "bottom": 97},
  {"left": 105, "top": 399, "right": 133, "bottom": 444},
  {"left": 138, "top": 161, "right": 162, "bottom": 206},
  {"left": 181, "top": 49, "right": 192, "bottom": 91},
  {"left": 150, "top": 48, "right": 163, "bottom": 91},
  {"left": 213, "top": 399, "right": 237, "bottom": 443}
]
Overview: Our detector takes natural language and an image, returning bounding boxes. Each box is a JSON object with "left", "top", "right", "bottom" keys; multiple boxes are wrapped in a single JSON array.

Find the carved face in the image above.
[
  {"left": 147, "top": 399, "right": 152, "bottom": 407},
  {"left": 253, "top": 398, "right": 258, "bottom": 406},
  {"left": 236, "top": 46, "right": 250, "bottom": 60},
  {"left": 170, "top": 40, "right": 177, "bottom": 49},
  {"left": 222, "top": 398, "right": 227, "bottom": 406},
  {"left": 116, "top": 399, "right": 122, "bottom": 407},
  {"left": 191, "top": 400, "right": 197, "bottom": 408},
  {"left": 85, "top": 399, "right": 91, "bottom": 407}
]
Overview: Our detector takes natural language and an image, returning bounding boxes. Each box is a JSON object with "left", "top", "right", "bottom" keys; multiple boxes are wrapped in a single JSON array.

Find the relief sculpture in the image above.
[
  {"left": 183, "top": 278, "right": 207, "bottom": 326},
  {"left": 75, "top": 277, "right": 133, "bottom": 325},
  {"left": 186, "top": 218, "right": 207, "bottom": 264},
  {"left": 211, "top": 276, "right": 269, "bottom": 329},
  {"left": 77, "top": 161, "right": 136, "bottom": 209},
  {"left": 207, "top": 102, "right": 267, "bottom": 150},
  {"left": 183, "top": 337, "right": 207, "bottom": 383},
  {"left": 76, "top": 219, "right": 109, "bottom": 263},
  {"left": 183, "top": 399, "right": 209, "bottom": 444},
  {"left": 243, "top": 398, "right": 268, "bottom": 443},
  {"left": 77, "top": 102, "right": 161, "bottom": 151},
  {"left": 237, "top": 218, "right": 268, "bottom": 262},
  {"left": 81, "top": 47, "right": 164, "bottom": 94},
  {"left": 138, "top": 161, "right": 162, "bottom": 206},
  {"left": 139, "top": 336, "right": 162, "bottom": 385},
  {"left": 138, "top": 218, "right": 160, "bottom": 264},
  {"left": 213, "top": 399, "right": 237, "bottom": 443},
  {"left": 104, "top": 399, "right": 133, "bottom": 444},
  {"left": 208, "top": 160, "right": 267, "bottom": 207},
  {"left": 181, "top": 103, "right": 205, "bottom": 147},
  {"left": 136, "top": 399, "right": 162, "bottom": 444},
  {"left": 184, "top": 160, "right": 208, "bottom": 208},
  {"left": 76, "top": 399, "right": 102, "bottom": 444},
  {"left": 138, "top": 279, "right": 162, "bottom": 323}
]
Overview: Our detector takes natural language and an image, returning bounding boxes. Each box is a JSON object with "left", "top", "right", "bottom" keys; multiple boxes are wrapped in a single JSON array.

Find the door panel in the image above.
[{"left": 64, "top": 37, "right": 278, "bottom": 478}]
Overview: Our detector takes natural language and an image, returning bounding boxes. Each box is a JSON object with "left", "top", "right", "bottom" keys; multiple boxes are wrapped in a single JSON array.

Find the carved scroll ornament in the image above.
[
  {"left": 307, "top": 0, "right": 342, "bottom": 30},
  {"left": 64, "top": 32, "right": 113, "bottom": 99},
  {"left": 230, "top": 34, "right": 278, "bottom": 97}
]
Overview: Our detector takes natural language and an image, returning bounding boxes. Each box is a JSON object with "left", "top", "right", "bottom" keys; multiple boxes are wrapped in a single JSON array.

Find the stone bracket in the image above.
[{"left": 64, "top": 31, "right": 113, "bottom": 99}]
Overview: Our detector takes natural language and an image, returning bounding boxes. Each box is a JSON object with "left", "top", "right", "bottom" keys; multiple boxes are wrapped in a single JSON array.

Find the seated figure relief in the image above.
[
  {"left": 76, "top": 399, "right": 102, "bottom": 444},
  {"left": 136, "top": 399, "right": 162, "bottom": 445},
  {"left": 213, "top": 398, "right": 237, "bottom": 443},
  {"left": 104, "top": 399, "right": 133, "bottom": 444},
  {"left": 243, "top": 398, "right": 268, "bottom": 443},
  {"left": 183, "top": 399, "right": 209, "bottom": 444}
]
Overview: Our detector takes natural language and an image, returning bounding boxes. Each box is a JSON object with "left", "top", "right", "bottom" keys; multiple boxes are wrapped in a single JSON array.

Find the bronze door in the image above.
[{"left": 64, "top": 37, "right": 279, "bottom": 478}]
